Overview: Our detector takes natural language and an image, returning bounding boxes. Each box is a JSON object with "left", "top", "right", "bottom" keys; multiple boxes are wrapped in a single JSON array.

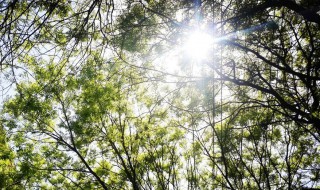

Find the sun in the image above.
[
  {"left": 153, "top": 29, "right": 215, "bottom": 77},
  {"left": 183, "top": 30, "right": 214, "bottom": 61}
]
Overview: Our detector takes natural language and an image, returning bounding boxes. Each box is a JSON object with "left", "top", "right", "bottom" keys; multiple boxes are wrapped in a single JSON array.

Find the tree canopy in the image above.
[{"left": 0, "top": 0, "right": 320, "bottom": 189}]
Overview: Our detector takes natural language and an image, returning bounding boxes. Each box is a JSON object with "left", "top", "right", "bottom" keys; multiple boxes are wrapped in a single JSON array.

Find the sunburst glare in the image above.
[{"left": 183, "top": 30, "right": 214, "bottom": 61}]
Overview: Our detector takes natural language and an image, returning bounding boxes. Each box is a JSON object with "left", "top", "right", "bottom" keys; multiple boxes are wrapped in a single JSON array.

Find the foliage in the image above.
[{"left": 0, "top": 0, "right": 320, "bottom": 189}]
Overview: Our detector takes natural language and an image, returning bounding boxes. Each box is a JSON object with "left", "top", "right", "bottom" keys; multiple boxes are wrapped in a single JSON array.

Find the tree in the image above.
[
  {"left": 0, "top": 124, "right": 22, "bottom": 189},
  {"left": 1, "top": 0, "right": 320, "bottom": 189},
  {"left": 2, "top": 51, "right": 187, "bottom": 189}
]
